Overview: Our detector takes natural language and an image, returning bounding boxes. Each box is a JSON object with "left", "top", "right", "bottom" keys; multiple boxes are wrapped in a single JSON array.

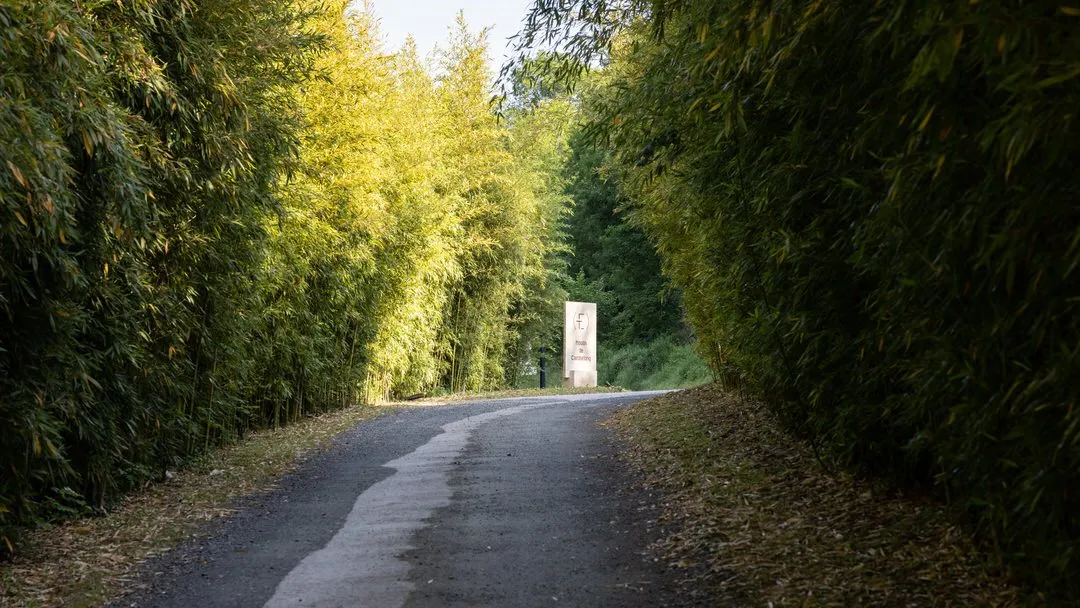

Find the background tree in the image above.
[{"left": 561, "top": 130, "right": 682, "bottom": 352}]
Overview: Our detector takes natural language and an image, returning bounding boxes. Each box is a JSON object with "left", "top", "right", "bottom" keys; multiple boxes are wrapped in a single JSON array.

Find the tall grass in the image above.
[{"left": 601, "top": 337, "right": 712, "bottom": 390}]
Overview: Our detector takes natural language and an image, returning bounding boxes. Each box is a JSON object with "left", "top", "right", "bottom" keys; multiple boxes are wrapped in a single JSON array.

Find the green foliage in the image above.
[
  {"left": 435, "top": 14, "right": 576, "bottom": 394},
  {"left": 499, "top": 96, "right": 577, "bottom": 388},
  {"left": 602, "top": 336, "right": 712, "bottom": 390},
  {"left": 0, "top": 1, "right": 572, "bottom": 553},
  {"left": 516, "top": 0, "right": 1080, "bottom": 598},
  {"left": 555, "top": 100, "right": 700, "bottom": 391},
  {"left": 561, "top": 130, "right": 683, "bottom": 352},
  {"left": 0, "top": 0, "right": 321, "bottom": 549}
]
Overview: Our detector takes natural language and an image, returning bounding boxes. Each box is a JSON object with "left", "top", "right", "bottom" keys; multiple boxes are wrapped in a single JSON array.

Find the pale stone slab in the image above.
[{"left": 563, "top": 301, "right": 597, "bottom": 387}]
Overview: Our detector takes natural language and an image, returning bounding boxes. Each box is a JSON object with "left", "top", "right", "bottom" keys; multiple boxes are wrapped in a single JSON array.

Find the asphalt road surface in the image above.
[{"left": 117, "top": 392, "right": 685, "bottom": 608}]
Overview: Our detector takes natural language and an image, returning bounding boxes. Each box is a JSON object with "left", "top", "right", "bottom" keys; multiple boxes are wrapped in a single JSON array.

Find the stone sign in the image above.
[{"left": 563, "top": 301, "right": 597, "bottom": 388}]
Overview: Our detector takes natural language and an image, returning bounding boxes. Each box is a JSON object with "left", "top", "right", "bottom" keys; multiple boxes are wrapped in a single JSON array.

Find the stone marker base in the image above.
[{"left": 563, "top": 370, "right": 597, "bottom": 388}]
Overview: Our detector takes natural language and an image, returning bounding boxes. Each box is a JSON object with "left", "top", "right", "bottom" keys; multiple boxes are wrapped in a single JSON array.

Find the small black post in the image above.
[{"left": 538, "top": 345, "right": 547, "bottom": 389}]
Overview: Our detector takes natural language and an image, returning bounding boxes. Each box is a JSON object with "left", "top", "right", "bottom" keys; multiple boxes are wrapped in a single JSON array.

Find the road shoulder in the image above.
[{"left": 608, "top": 385, "right": 1022, "bottom": 606}]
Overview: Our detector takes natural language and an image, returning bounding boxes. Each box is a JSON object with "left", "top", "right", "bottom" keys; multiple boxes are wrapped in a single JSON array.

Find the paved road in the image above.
[{"left": 118, "top": 392, "right": 683, "bottom": 608}]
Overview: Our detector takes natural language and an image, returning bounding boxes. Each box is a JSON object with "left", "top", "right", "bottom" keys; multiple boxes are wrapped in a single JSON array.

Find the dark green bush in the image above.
[
  {"left": 601, "top": 336, "right": 711, "bottom": 390},
  {"left": 518, "top": 0, "right": 1080, "bottom": 598},
  {"left": 0, "top": 0, "right": 321, "bottom": 548}
]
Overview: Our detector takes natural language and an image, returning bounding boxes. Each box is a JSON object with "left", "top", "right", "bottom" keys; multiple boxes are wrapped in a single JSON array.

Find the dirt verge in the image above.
[
  {"left": 0, "top": 404, "right": 385, "bottom": 608},
  {"left": 0, "top": 386, "right": 627, "bottom": 607},
  {"left": 607, "top": 385, "right": 1023, "bottom": 607}
]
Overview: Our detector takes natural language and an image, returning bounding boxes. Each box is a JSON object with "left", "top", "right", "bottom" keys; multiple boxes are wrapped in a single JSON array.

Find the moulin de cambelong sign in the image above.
[{"left": 563, "top": 301, "right": 597, "bottom": 388}]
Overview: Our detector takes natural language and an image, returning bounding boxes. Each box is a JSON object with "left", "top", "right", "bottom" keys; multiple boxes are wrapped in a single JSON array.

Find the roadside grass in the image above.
[
  {"left": 0, "top": 403, "right": 387, "bottom": 608},
  {"left": 601, "top": 337, "right": 713, "bottom": 390},
  {"left": 607, "top": 385, "right": 1023, "bottom": 607},
  {"left": 419, "top": 385, "right": 626, "bottom": 404}
]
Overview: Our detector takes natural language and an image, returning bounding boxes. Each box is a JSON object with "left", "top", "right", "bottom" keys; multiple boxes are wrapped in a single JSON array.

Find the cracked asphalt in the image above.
[{"left": 115, "top": 392, "right": 683, "bottom": 608}]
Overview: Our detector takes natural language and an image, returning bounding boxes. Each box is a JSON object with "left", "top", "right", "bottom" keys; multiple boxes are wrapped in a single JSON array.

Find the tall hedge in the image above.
[
  {"left": 0, "top": 0, "right": 321, "bottom": 544},
  {"left": 517, "top": 0, "right": 1080, "bottom": 598},
  {"left": 1, "top": 1, "right": 573, "bottom": 553}
]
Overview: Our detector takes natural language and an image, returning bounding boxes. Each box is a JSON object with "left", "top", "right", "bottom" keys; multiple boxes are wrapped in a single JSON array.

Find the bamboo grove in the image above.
[
  {"left": 514, "top": 0, "right": 1080, "bottom": 600},
  {"left": 0, "top": 1, "right": 573, "bottom": 548}
]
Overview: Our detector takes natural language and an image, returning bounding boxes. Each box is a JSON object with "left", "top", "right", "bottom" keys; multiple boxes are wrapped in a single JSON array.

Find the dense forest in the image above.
[
  {"left": 558, "top": 130, "right": 709, "bottom": 389},
  {"left": 513, "top": 0, "right": 1080, "bottom": 600},
  {"left": 0, "top": 0, "right": 692, "bottom": 554},
  {"left": 0, "top": 0, "right": 617, "bottom": 551},
  {"left": 3, "top": 0, "right": 1078, "bottom": 602}
]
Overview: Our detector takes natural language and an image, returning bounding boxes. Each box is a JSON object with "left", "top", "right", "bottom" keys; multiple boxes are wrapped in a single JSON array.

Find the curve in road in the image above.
[{"left": 118, "top": 392, "right": 681, "bottom": 608}]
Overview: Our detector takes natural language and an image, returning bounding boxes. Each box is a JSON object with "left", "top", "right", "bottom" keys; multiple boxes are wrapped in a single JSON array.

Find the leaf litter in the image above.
[
  {"left": 0, "top": 404, "right": 385, "bottom": 608},
  {"left": 607, "top": 385, "right": 1024, "bottom": 607},
  {"left": 0, "top": 386, "right": 621, "bottom": 607}
]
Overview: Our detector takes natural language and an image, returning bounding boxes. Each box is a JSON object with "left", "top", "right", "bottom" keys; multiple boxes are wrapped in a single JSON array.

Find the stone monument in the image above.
[{"left": 563, "top": 301, "right": 597, "bottom": 388}]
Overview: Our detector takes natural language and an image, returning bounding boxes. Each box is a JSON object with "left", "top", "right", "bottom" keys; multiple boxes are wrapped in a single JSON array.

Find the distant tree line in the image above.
[
  {"left": 513, "top": 0, "right": 1080, "bottom": 599},
  {"left": 0, "top": 1, "right": 572, "bottom": 551},
  {"left": 561, "top": 130, "right": 683, "bottom": 353}
]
